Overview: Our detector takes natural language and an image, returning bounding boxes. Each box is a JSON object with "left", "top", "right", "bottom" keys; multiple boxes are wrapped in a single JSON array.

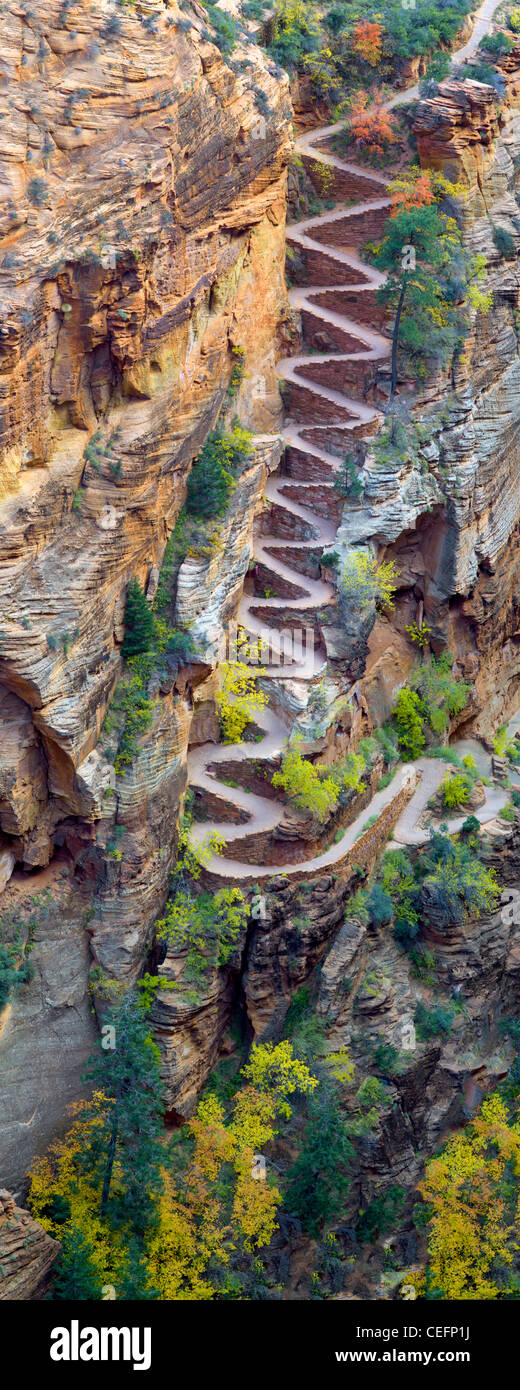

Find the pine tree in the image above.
[
  {"left": 285, "top": 1088, "right": 354, "bottom": 1236},
  {"left": 81, "top": 990, "right": 165, "bottom": 1240},
  {"left": 121, "top": 577, "right": 154, "bottom": 660},
  {"left": 52, "top": 1224, "right": 103, "bottom": 1300},
  {"left": 373, "top": 174, "right": 466, "bottom": 401}
]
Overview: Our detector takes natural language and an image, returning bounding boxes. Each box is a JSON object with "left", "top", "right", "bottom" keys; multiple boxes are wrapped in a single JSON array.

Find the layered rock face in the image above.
[
  {"left": 0, "top": 1188, "right": 59, "bottom": 1299},
  {"left": 351, "top": 65, "right": 520, "bottom": 734},
  {"left": 0, "top": 0, "right": 291, "bottom": 1187}
]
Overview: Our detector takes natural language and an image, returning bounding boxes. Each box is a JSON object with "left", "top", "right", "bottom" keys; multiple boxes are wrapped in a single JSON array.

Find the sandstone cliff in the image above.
[
  {"left": 0, "top": 1188, "right": 59, "bottom": 1299},
  {"left": 0, "top": 0, "right": 291, "bottom": 1188},
  {"left": 351, "top": 63, "right": 520, "bottom": 737}
]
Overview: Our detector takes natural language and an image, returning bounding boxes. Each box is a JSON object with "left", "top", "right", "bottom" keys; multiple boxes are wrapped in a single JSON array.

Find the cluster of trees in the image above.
[
  {"left": 369, "top": 167, "right": 491, "bottom": 400},
  {"left": 392, "top": 651, "right": 472, "bottom": 759},
  {"left": 272, "top": 733, "right": 366, "bottom": 823},
  {"left": 33, "top": 966, "right": 409, "bottom": 1299},
  {"left": 29, "top": 980, "right": 320, "bottom": 1300},
  {"left": 262, "top": 0, "right": 473, "bottom": 103},
  {"left": 31, "top": 977, "right": 357, "bottom": 1299},
  {"left": 412, "top": 1079, "right": 520, "bottom": 1298},
  {"left": 366, "top": 826, "right": 500, "bottom": 950}
]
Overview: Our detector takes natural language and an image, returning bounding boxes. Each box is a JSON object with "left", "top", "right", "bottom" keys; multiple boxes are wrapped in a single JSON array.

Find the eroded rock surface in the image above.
[
  {"left": 0, "top": 1189, "right": 59, "bottom": 1299},
  {"left": 0, "top": 0, "right": 291, "bottom": 1186}
]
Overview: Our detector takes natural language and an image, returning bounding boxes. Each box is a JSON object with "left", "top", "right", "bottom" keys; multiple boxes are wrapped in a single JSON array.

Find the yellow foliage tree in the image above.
[
  {"left": 216, "top": 660, "right": 267, "bottom": 742},
  {"left": 414, "top": 1092, "right": 520, "bottom": 1299},
  {"left": 28, "top": 1094, "right": 126, "bottom": 1287},
  {"left": 148, "top": 1045, "right": 316, "bottom": 1293},
  {"left": 341, "top": 551, "right": 399, "bottom": 611},
  {"left": 29, "top": 1043, "right": 317, "bottom": 1300}
]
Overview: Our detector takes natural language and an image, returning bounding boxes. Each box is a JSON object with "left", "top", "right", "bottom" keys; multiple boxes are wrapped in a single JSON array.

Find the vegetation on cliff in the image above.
[
  {"left": 257, "top": 0, "right": 474, "bottom": 102},
  {"left": 412, "top": 1060, "right": 520, "bottom": 1299},
  {"left": 28, "top": 1008, "right": 318, "bottom": 1300}
]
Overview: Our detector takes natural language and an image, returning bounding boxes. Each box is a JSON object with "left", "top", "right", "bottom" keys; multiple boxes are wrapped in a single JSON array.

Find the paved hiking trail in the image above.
[{"left": 188, "top": 0, "right": 506, "bottom": 879}]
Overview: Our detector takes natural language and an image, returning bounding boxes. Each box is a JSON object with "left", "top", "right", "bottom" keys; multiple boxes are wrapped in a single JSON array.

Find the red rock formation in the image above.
[
  {"left": 0, "top": 1, "right": 291, "bottom": 1186},
  {"left": 0, "top": 1189, "right": 59, "bottom": 1299}
]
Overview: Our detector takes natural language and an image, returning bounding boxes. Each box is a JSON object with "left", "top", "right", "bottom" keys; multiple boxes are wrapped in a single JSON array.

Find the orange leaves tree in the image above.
[
  {"left": 352, "top": 18, "right": 384, "bottom": 67},
  {"left": 347, "top": 89, "right": 398, "bottom": 157}
]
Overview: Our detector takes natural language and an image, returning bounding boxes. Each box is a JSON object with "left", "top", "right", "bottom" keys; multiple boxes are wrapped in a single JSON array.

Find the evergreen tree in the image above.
[
  {"left": 118, "top": 1238, "right": 160, "bottom": 1300},
  {"left": 81, "top": 990, "right": 165, "bottom": 1240},
  {"left": 52, "top": 1224, "right": 103, "bottom": 1300},
  {"left": 121, "top": 577, "right": 154, "bottom": 660},
  {"left": 186, "top": 426, "right": 252, "bottom": 521},
  {"left": 373, "top": 176, "right": 466, "bottom": 401},
  {"left": 285, "top": 1088, "right": 354, "bottom": 1236}
]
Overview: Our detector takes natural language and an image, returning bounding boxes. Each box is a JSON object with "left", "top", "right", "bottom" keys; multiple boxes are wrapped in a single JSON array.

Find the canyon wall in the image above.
[
  {"left": 345, "top": 62, "right": 520, "bottom": 737},
  {"left": 4, "top": 1, "right": 520, "bottom": 1228},
  {"left": 0, "top": 0, "right": 291, "bottom": 1190}
]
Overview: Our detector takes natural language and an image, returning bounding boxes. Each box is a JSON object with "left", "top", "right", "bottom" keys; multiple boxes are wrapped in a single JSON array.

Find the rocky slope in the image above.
[
  {"left": 0, "top": 0, "right": 291, "bottom": 1190},
  {"left": 3, "top": 2, "right": 520, "bottom": 1287},
  {"left": 359, "top": 60, "right": 520, "bottom": 737},
  {"left": 0, "top": 1188, "right": 58, "bottom": 1299}
]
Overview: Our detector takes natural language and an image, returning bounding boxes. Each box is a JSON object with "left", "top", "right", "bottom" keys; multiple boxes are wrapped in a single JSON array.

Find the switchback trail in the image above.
[{"left": 188, "top": 0, "right": 503, "bottom": 879}]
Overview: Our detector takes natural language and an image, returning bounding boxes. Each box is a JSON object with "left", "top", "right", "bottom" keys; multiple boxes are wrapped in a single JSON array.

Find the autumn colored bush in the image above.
[
  {"left": 351, "top": 18, "right": 383, "bottom": 67},
  {"left": 347, "top": 89, "right": 398, "bottom": 156}
]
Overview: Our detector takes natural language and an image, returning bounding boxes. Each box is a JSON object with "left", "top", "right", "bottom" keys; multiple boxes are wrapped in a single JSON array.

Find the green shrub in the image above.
[
  {"left": 409, "top": 945, "right": 437, "bottom": 983},
  {"left": 492, "top": 225, "right": 516, "bottom": 260},
  {"left": 186, "top": 424, "right": 253, "bottom": 521},
  {"left": 111, "top": 672, "right": 154, "bottom": 773},
  {"left": 500, "top": 802, "right": 515, "bottom": 822},
  {"left": 272, "top": 738, "right": 339, "bottom": 822},
  {"left": 380, "top": 848, "right": 419, "bottom": 949},
  {"left": 414, "top": 653, "right": 471, "bottom": 735},
  {"left": 205, "top": 4, "right": 237, "bottom": 53},
  {"left": 457, "top": 60, "right": 505, "bottom": 96},
  {"left": 0, "top": 903, "right": 39, "bottom": 1011},
  {"left": 357, "top": 1184, "right": 405, "bottom": 1243},
  {"left": 440, "top": 771, "right": 471, "bottom": 808},
  {"left": 156, "top": 883, "right": 248, "bottom": 979},
  {"left": 227, "top": 345, "right": 246, "bottom": 398},
  {"left": 27, "top": 176, "right": 48, "bottom": 206},
  {"left": 393, "top": 687, "right": 425, "bottom": 759},
  {"left": 421, "top": 830, "right": 499, "bottom": 927},
  {"left": 483, "top": 31, "right": 515, "bottom": 55},
  {"left": 371, "top": 1036, "right": 404, "bottom": 1077},
  {"left": 414, "top": 1000, "right": 454, "bottom": 1039},
  {"left": 373, "top": 722, "right": 399, "bottom": 766},
  {"left": 367, "top": 883, "right": 393, "bottom": 925},
  {"left": 0, "top": 941, "right": 33, "bottom": 1011},
  {"left": 461, "top": 814, "right": 480, "bottom": 836}
]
